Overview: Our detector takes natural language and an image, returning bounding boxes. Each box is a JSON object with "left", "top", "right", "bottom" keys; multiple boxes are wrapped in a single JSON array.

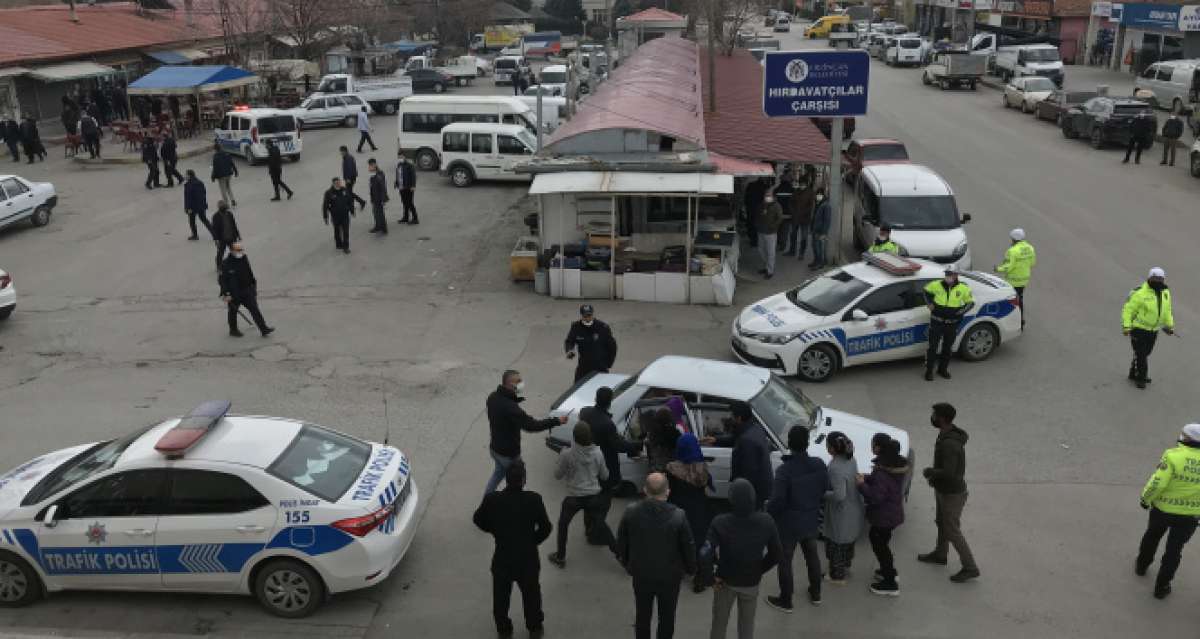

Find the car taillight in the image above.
[
  {"left": 0, "top": 274, "right": 10, "bottom": 289},
  {"left": 250, "top": 126, "right": 258, "bottom": 143},
  {"left": 332, "top": 503, "right": 395, "bottom": 537}
]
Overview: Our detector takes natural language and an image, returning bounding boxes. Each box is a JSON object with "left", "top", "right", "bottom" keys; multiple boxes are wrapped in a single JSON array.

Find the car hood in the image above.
[
  {"left": 813, "top": 407, "right": 911, "bottom": 473},
  {"left": 737, "top": 291, "right": 824, "bottom": 335},
  {"left": 891, "top": 227, "right": 966, "bottom": 258},
  {"left": 0, "top": 443, "right": 94, "bottom": 515}
]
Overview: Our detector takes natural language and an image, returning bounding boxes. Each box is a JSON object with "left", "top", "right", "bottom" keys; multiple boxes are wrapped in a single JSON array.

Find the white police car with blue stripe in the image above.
[
  {"left": 732, "top": 254, "right": 1022, "bottom": 382},
  {"left": 0, "top": 401, "right": 418, "bottom": 617}
]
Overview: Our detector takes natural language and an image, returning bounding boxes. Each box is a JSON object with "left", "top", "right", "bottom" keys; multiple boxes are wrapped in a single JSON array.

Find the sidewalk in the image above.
[{"left": 69, "top": 132, "right": 213, "bottom": 166}]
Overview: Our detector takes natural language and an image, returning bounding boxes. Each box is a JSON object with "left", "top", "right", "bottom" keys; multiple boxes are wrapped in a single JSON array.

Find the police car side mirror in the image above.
[
  {"left": 41, "top": 504, "right": 59, "bottom": 528},
  {"left": 961, "top": 213, "right": 972, "bottom": 223},
  {"left": 851, "top": 308, "right": 869, "bottom": 321}
]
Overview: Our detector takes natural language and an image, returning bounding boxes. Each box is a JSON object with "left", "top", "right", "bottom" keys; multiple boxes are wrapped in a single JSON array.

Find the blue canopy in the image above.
[
  {"left": 128, "top": 65, "right": 257, "bottom": 96},
  {"left": 384, "top": 40, "right": 437, "bottom": 54}
]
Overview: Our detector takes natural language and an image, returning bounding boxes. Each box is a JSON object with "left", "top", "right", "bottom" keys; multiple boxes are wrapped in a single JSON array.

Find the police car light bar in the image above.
[
  {"left": 155, "top": 400, "right": 232, "bottom": 458},
  {"left": 862, "top": 252, "right": 922, "bottom": 276}
]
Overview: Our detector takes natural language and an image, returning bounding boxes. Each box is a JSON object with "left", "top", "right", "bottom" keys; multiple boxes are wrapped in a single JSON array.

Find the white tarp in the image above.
[
  {"left": 30, "top": 62, "right": 115, "bottom": 82},
  {"left": 529, "top": 171, "right": 733, "bottom": 195}
]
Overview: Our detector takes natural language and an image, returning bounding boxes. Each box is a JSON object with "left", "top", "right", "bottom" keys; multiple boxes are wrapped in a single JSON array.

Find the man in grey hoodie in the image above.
[
  {"left": 549, "top": 421, "right": 612, "bottom": 568},
  {"left": 704, "top": 478, "right": 782, "bottom": 639}
]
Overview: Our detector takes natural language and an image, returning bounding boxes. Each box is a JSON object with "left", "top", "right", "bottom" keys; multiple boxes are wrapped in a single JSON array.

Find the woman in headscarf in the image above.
[
  {"left": 666, "top": 432, "right": 712, "bottom": 592},
  {"left": 645, "top": 407, "right": 680, "bottom": 473},
  {"left": 665, "top": 396, "right": 691, "bottom": 433},
  {"left": 823, "top": 431, "right": 865, "bottom": 584}
]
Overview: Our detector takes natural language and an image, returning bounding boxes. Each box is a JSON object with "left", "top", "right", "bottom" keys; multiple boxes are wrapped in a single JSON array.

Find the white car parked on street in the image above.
[
  {"left": 0, "top": 175, "right": 57, "bottom": 231},
  {"left": 852, "top": 164, "right": 973, "bottom": 270},
  {"left": 292, "top": 94, "right": 372, "bottom": 128},
  {"left": 545, "top": 356, "right": 913, "bottom": 498},
  {"left": 1002, "top": 76, "right": 1056, "bottom": 113},
  {"left": 0, "top": 268, "right": 15, "bottom": 320},
  {"left": 732, "top": 254, "right": 1022, "bottom": 382},
  {"left": 885, "top": 36, "right": 923, "bottom": 67},
  {"left": 0, "top": 401, "right": 418, "bottom": 618}
]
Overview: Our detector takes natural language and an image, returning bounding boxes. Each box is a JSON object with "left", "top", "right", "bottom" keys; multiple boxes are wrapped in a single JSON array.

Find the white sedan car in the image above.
[
  {"left": 545, "top": 355, "right": 912, "bottom": 498},
  {"left": 1003, "top": 76, "right": 1056, "bottom": 113},
  {"left": 0, "top": 268, "right": 14, "bottom": 320},
  {"left": 292, "top": 94, "right": 372, "bottom": 128},
  {"left": 732, "top": 255, "right": 1022, "bottom": 382},
  {"left": 0, "top": 175, "right": 57, "bottom": 231},
  {"left": 0, "top": 401, "right": 418, "bottom": 617}
]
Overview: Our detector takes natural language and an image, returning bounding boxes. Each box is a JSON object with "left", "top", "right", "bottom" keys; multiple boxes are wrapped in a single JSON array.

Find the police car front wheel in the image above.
[
  {"left": 0, "top": 551, "right": 42, "bottom": 607},
  {"left": 254, "top": 559, "right": 326, "bottom": 618},
  {"left": 797, "top": 344, "right": 838, "bottom": 383},
  {"left": 959, "top": 323, "right": 999, "bottom": 362}
]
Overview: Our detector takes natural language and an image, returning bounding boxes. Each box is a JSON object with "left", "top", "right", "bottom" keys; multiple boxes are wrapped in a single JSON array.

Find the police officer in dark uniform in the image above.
[
  {"left": 322, "top": 177, "right": 355, "bottom": 254},
  {"left": 564, "top": 304, "right": 618, "bottom": 382},
  {"left": 219, "top": 241, "right": 274, "bottom": 338},
  {"left": 266, "top": 139, "right": 293, "bottom": 201},
  {"left": 160, "top": 132, "right": 184, "bottom": 187},
  {"left": 142, "top": 136, "right": 161, "bottom": 189}
]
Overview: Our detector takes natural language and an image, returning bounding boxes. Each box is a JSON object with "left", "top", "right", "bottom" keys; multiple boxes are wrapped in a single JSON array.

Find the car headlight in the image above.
[
  {"left": 951, "top": 240, "right": 968, "bottom": 259},
  {"left": 757, "top": 332, "right": 803, "bottom": 345}
]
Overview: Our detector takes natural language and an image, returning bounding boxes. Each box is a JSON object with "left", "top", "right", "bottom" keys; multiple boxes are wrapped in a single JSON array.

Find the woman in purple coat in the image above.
[{"left": 857, "top": 433, "right": 908, "bottom": 597}]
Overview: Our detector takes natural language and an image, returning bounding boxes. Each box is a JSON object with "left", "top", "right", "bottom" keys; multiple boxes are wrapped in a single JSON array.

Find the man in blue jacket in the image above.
[
  {"left": 182, "top": 170, "right": 213, "bottom": 241},
  {"left": 765, "top": 426, "right": 830, "bottom": 611}
]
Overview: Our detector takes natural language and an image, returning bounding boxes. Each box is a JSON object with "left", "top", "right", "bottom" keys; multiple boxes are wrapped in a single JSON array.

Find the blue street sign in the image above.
[{"left": 762, "top": 50, "right": 871, "bottom": 118}]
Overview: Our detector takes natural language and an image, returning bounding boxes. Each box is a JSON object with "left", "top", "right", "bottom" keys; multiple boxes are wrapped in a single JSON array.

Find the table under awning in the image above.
[
  {"left": 29, "top": 61, "right": 116, "bottom": 82},
  {"left": 128, "top": 65, "right": 257, "bottom": 96}
]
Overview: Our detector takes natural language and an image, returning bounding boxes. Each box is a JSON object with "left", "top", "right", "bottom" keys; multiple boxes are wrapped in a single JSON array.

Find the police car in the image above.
[
  {"left": 0, "top": 401, "right": 418, "bottom": 617},
  {"left": 732, "top": 253, "right": 1022, "bottom": 382}
]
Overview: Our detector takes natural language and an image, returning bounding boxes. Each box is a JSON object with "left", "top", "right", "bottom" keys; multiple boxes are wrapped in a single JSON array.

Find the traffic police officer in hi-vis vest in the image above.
[
  {"left": 1136, "top": 423, "right": 1200, "bottom": 599},
  {"left": 995, "top": 228, "right": 1036, "bottom": 329},
  {"left": 868, "top": 224, "right": 899, "bottom": 255},
  {"left": 923, "top": 266, "right": 974, "bottom": 381},
  {"left": 1122, "top": 267, "right": 1175, "bottom": 389}
]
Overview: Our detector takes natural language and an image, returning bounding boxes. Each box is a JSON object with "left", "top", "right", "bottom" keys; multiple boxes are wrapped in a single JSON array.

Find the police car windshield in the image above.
[
  {"left": 786, "top": 270, "right": 871, "bottom": 315},
  {"left": 749, "top": 376, "right": 818, "bottom": 437},
  {"left": 267, "top": 425, "right": 371, "bottom": 501},
  {"left": 880, "top": 196, "right": 959, "bottom": 230},
  {"left": 21, "top": 425, "right": 152, "bottom": 506}
]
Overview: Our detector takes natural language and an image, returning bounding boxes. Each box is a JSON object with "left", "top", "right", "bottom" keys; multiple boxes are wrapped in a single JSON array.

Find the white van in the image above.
[
  {"left": 853, "top": 164, "right": 972, "bottom": 270},
  {"left": 517, "top": 95, "right": 567, "bottom": 131},
  {"left": 396, "top": 96, "right": 539, "bottom": 171},
  {"left": 438, "top": 123, "right": 536, "bottom": 187},
  {"left": 1134, "top": 59, "right": 1200, "bottom": 113},
  {"left": 214, "top": 107, "right": 302, "bottom": 164}
]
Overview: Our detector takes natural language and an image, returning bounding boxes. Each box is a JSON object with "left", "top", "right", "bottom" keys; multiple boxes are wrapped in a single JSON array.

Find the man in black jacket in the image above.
[
  {"left": 266, "top": 140, "right": 293, "bottom": 201},
  {"left": 218, "top": 242, "right": 274, "bottom": 338},
  {"left": 183, "top": 170, "right": 213, "bottom": 241},
  {"left": 918, "top": 402, "right": 979, "bottom": 583},
  {"left": 2, "top": 117, "right": 19, "bottom": 162},
  {"left": 474, "top": 461, "right": 552, "bottom": 638},
  {"left": 367, "top": 158, "right": 388, "bottom": 234},
  {"left": 210, "top": 200, "right": 240, "bottom": 271},
  {"left": 142, "top": 136, "right": 161, "bottom": 189},
  {"left": 707, "top": 402, "right": 772, "bottom": 510},
  {"left": 1160, "top": 113, "right": 1184, "bottom": 166},
  {"left": 1124, "top": 112, "right": 1156, "bottom": 164},
  {"left": 322, "top": 177, "right": 355, "bottom": 253},
  {"left": 211, "top": 142, "right": 238, "bottom": 206},
  {"left": 394, "top": 152, "right": 419, "bottom": 224},
  {"left": 80, "top": 112, "right": 101, "bottom": 159},
  {"left": 616, "top": 472, "right": 697, "bottom": 639},
  {"left": 20, "top": 117, "right": 44, "bottom": 163},
  {"left": 159, "top": 133, "right": 183, "bottom": 187},
  {"left": 564, "top": 304, "right": 618, "bottom": 382},
  {"left": 705, "top": 478, "right": 782, "bottom": 637},
  {"left": 581, "top": 386, "right": 642, "bottom": 497},
  {"left": 485, "top": 370, "right": 567, "bottom": 496},
  {"left": 765, "top": 426, "right": 829, "bottom": 612},
  {"left": 340, "top": 146, "right": 367, "bottom": 209}
]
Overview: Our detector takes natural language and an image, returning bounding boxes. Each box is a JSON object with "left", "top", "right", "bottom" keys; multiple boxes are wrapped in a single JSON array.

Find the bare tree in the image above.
[{"left": 214, "top": 0, "right": 269, "bottom": 67}]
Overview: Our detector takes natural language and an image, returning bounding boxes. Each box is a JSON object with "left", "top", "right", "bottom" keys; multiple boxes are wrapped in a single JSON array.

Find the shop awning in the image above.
[
  {"left": 529, "top": 171, "right": 733, "bottom": 196},
  {"left": 29, "top": 61, "right": 115, "bottom": 82},
  {"left": 146, "top": 50, "right": 191, "bottom": 64},
  {"left": 128, "top": 65, "right": 258, "bottom": 95},
  {"left": 0, "top": 66, "right": 30, "bottom": 78},
  {"left": 708, "top": 152, "right": 775, "bottom": 177}
]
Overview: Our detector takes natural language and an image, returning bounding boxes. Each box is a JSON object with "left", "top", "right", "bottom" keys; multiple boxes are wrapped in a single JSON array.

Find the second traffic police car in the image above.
[
  {"left": 732, "top": 254, "right": 1022, "bottom": 382},
  {"left": 0, "top": 401, "right": 418, "bottom": 617}
]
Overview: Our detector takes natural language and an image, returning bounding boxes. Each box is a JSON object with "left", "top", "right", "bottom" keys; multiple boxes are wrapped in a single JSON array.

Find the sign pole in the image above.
[{"left": 828, "top": 117, "right": 844, "bottom": 266}]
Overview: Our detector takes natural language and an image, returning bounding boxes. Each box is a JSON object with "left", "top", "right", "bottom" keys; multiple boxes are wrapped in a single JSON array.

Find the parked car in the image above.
[
  {"left": 492, "top": 55, "right": 530, "bottom": 85},
  {"left": 841, "top": 138, "right": 909, "bottom": 183},
  {"left": 1134, "top": 59, "right": 1200, "bottom": 114},
  {"left": 0, "top": 267, "right": 14, "bottom": 320},
  {"left": 1034, "top": 89, "right": 1098, "bottom": 125},
  {"left": 536, "top": 64, "right": 569, "bottom": 96},
  {"left": 404, "top": 68, "right": 454, "bottom": 93},
  {"left": 774, "top": 15, "right": 791, "bottom": 32},
  {"left": 885, "top": 36, "right": 923, "bottom": 66},
  {"left": 867, "top": 33, "right": 888, "bottom": 58},
  {"left": 1002, "top": 76, "right": 1056, "bottom": 113},
  {"left": 852, "top": 164, "right": 972, "bottom": 270},
  {"left": 292, "top": 94, "right": 372, "bottom": 128},
  {"left": 1060, "top": 97, "right": 1153, "bottom": 148},
  {"left": 0, "top": 174, "right": 57, "bottom": 231},
  {"left": 437, "top": 123, "right": 536, "bottom": 187}
]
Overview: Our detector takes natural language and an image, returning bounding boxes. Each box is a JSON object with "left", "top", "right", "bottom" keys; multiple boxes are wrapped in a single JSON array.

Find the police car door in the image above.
[
  {"left": 840, "top": 282, "right": 926, "bottom": 364},
  {"left": 156, "top": 467, "right": 276, "bottom": 591},
  {"left": 34, "top": 469, "right": 166, "bottom": 589}
]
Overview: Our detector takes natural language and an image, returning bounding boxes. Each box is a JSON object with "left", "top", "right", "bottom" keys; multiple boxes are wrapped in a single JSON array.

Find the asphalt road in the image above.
[{"left": 1, "top": 39, "right": 1198, "bottom": 638}]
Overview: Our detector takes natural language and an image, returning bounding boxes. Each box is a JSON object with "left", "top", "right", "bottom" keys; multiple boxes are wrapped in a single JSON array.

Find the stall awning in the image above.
[
  {"left": 0, "top": 67, "right": 30, "bottom": 79},
  {"left": 128, "top": 65, "right": 257, "bottom": 95},
  {"left": 146, "top": 49, "right": 191, "bottom": 64},
  {"left": 529, "top": 171, "right": 733, "bottom": 196},
  {"left": 30, "top": 61, "right": 115, "bottom": 82},
  {"left": 708, "top": 152, "right": 775, "bottom": 177}
]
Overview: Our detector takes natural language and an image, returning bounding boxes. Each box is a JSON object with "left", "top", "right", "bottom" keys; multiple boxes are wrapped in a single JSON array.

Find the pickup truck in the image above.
[
  {"left": 405, "top": 55, "right": 484, "bottom": 85},
  {"left": 311, "top": 73, "right": 413, "bottom": 115},
  {"left": 921, "top": 51, "right": 986, "bottom": 90}
]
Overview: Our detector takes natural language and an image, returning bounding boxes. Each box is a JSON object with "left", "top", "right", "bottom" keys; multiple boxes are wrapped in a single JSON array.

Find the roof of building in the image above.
[
  {"left": 701, "top": 47, "right": 830, "bottom": 164},
  {"left": 619, "top": 7, "right": 687, "bottom": 23},
  {"left": 490, "top": 1, "right": 534, "bottom": 22},
  {"left": 0, "top": 2, "right": 222, "bottom": 67},
  {"left": 546, "top": 36, "right": 704, "bottom": 149}
]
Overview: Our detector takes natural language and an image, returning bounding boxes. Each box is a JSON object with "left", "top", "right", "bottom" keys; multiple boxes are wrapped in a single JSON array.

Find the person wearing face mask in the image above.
[
  {"left": 757, "top": 193, "right": 783, "bottom": 280},
  {"left": 565, "top": 304, "right": 618, "bottom": 382},
  {"left": 809, "top": 189, "right": 831, "bottom": 269},
  {"left": 922, "top": 266, "right": 974, "bottom": 381},
  {"left": 218, "top": 242, "right": 274, "bottom": 338},
  {"left": 868, "top": 225, "right": 898, "bottom": 255},
  {"left": 918, "top": 402, "right": 979, "bottom": 583},
  {"left": 1122, "top": 267, "right": 1175, "bottom": 389},
  {"left": 210, "top": 200, "right": 240, "bottom": 271},
  {"left": 1135, "top": 423, "right": 1200, "bottom": 600},
  {"left": 484, "top": 370, "right": 569, "bottom": 497}
]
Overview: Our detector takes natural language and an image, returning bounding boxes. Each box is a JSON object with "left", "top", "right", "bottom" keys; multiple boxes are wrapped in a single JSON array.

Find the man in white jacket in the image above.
[
  {"left": 548, "top": 421, "right": 612, "bottom": 568},
  {"left": 356, "top": 106, "right": 377, "bottom": 152}
]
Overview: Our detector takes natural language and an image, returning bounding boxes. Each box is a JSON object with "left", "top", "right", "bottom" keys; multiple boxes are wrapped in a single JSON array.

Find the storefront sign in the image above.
[
  {"left": 1092, "top": 1, "right": 1112, "bottom": 17},
  {"left": 1178, "top": 4, "right": 1200, "bottom": 31},
  {"left": 1110, "top": 3, "right": 1124, "bottom": 20},
  {"left": 1118, "top": 3, "right": 1181, "bottom": 31},
  {"left": 762, "top": 50, "right": 870, "bottom": 118}
]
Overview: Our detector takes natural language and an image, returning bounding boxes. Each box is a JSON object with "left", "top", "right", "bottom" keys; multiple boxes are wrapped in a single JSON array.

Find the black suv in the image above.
[{"left": 1060, "top": 97, "right": 1153, "bottom": 148}]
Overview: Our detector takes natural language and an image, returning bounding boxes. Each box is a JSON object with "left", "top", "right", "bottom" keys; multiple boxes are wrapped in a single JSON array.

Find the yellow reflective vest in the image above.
[
  {"left": 869, "top": 240, "right": 899, "bottom": 254},
  {"left": 924, "top": 280, "right": 974, "bottom": 308},
  {"left": 997, "top": 240, "right": 1036, "bottom": 288},
  {"left": 1122, "top": 283, "right": 1174, "bottom": 332},
  {"left": 1141, "top": 443, "right": 1200, "bottom": 515}
]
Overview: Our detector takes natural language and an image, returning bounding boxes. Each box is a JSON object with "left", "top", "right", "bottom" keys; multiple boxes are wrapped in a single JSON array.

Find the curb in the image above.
[{"left": 70, "top": 144, "right": 211, "bottom": 166}]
